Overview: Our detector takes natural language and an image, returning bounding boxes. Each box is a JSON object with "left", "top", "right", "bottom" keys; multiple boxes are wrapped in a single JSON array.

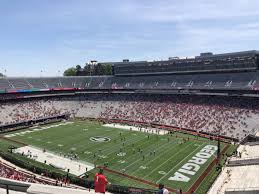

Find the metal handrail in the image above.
[{"left": 0, "top": 182, "right": 29, "bottom": 194}]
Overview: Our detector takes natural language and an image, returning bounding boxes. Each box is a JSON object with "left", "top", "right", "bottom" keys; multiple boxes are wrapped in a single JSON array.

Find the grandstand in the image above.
[
  {"left": 1, "top": 50, "right": 259, "bottom": 193},
  {"left": 112, "top": 50, "right": 259, "bottom": 76},
  {"left": 208, "top": 144, "right": 259, "bottom": 194},
  {"left": 0, "top": 50, "right": 258, "bottom": 93},
  {"left": 0, "top": 71, "right": 259, "bottom": 92}
]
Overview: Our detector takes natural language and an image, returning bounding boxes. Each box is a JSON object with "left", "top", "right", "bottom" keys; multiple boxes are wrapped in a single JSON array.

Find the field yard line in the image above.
[
  {"left": 84, "top": 127, "right": 149, "bottom": 153},
  {"left": 9, "top": 122, "right": 148, "bottom": 162},
  {"left": 14, "top": 123, "right": 117, "bottom": 156},
  {"left": 80, "top": 132, "right": 155, "bottom": 163},
  {"left": 55, "top": 126, "right": 117, "bottom": 150},
  {"left": 98, "top": 134, "right": 148, "bottom": 156},
  {"left": 129, "top": 141, "right": 184, "bottom": 176},
  {"left": 65, "top": 132, "right": 119, "bottom": 152},
  {"left": 81, "top": 133, "right": 146, "bottom": 160},
  {"left": 101, "top": 130, "right": 165, "bottom": 157},
  {"left": 155, "top": 142, "right": 206, "bottom": 183},
  {"left": 19, "top": 122, "right": 153, "bottom": 161},
  {"left": 123, "top": 140, "right": 177, "bottom": 170},
  {"left": 45, "top": 125, "right": 129, "bottom": 154},
  {"left": 142, "top": 142, "right": 194, "bottom": 179},
  {"left": 100, "top": 136, "right": 162, "bottom": 165},
  {"left": 16, "top": 125, "right": 89, "bottom": 148}
]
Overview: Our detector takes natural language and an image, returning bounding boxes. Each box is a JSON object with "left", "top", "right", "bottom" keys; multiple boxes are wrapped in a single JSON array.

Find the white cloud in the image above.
[
  {"left": 119, "top": 0, "right": 259, "bottom": 23},
  {"left": 1, "top": 0, "right": 259, "bottom": 76}
]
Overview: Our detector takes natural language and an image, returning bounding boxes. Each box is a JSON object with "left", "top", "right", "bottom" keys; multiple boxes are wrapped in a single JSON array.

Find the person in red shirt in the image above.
[{"left": 94, "top": 169, "right": 108, "bottom": 194}]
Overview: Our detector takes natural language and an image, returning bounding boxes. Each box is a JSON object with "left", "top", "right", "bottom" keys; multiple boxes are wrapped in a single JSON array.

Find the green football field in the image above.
[{"left": 1, "top": 120, "right": 226, "bottom": 192}]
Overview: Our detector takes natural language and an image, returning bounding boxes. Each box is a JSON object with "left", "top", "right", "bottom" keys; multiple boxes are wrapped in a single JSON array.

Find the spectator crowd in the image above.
[
  {"left": 1, "top": 94, "right": 259, "bottom": 140},
  {"left": 0, "top": 160, "right": 48, "bottom": 184},
  {"left": 97, "top": 95, "right": 259, "bottom": 140}
]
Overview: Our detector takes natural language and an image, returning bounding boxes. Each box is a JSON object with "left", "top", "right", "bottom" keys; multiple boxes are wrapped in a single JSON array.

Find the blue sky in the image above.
[{"left": 1, "top": 0, "right": 259, "bottom": 77}]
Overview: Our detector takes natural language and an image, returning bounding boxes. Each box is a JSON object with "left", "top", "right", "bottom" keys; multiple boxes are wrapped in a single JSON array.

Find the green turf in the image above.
[{"left": 0, "top": 120, "right": 226, "bottom": 192}]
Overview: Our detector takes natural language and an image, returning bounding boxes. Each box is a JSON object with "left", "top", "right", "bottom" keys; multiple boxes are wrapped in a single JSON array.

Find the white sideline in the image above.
[
  {"left": 103, "top": 123, "right": 169, "bottom": 135},
  {"left": 4, "top": 121, "right": 74, "bottom": 138},
  {"left": 14, "top": 146, "right": 94, "bottom": 176}
]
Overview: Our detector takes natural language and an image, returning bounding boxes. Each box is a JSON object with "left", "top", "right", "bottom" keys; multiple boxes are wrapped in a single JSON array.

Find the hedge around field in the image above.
[
  {"left": 0, "top": 151, "right": 90, "bottom": 187},
  {"left": 0, "top": 151, "right": 157, "bottom": 194}
]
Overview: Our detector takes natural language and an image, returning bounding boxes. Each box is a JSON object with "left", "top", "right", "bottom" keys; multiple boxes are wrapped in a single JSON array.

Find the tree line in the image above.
[{"left": 63, "top": 64, "right": 113, "bottom": 76}]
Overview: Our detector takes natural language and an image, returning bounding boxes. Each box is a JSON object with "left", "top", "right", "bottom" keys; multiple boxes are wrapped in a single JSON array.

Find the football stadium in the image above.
[
  {"left": 1, "top": 1, "right": 259, "bottom": 194},
  {"left": 1, "top": 50, "right": 259, "bottom": 194}
]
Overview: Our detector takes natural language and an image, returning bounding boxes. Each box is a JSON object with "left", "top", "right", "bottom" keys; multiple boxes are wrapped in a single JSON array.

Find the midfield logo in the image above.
[{"left": 90, "top": 136, "right": 111, "bottom": 142}]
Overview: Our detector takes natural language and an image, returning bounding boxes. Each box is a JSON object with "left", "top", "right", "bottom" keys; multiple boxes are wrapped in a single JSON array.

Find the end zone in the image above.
[
  {"left": 14, "top": 145, "right": 94, "bottom": 176},
  {"left": 103, "top": 123, "right": 169, "bottom": 135}
]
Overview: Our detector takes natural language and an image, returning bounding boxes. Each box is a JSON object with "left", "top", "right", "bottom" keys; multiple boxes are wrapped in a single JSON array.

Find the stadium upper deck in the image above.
[
  {"left": 0, "top": 50, "right": 259, "bottom": 95},
  {"left": 112, "top": 50, "right": 259, "bottom": 76},
  {"left": 0, "top": 71, "right": 259, "bottom": 94}
]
